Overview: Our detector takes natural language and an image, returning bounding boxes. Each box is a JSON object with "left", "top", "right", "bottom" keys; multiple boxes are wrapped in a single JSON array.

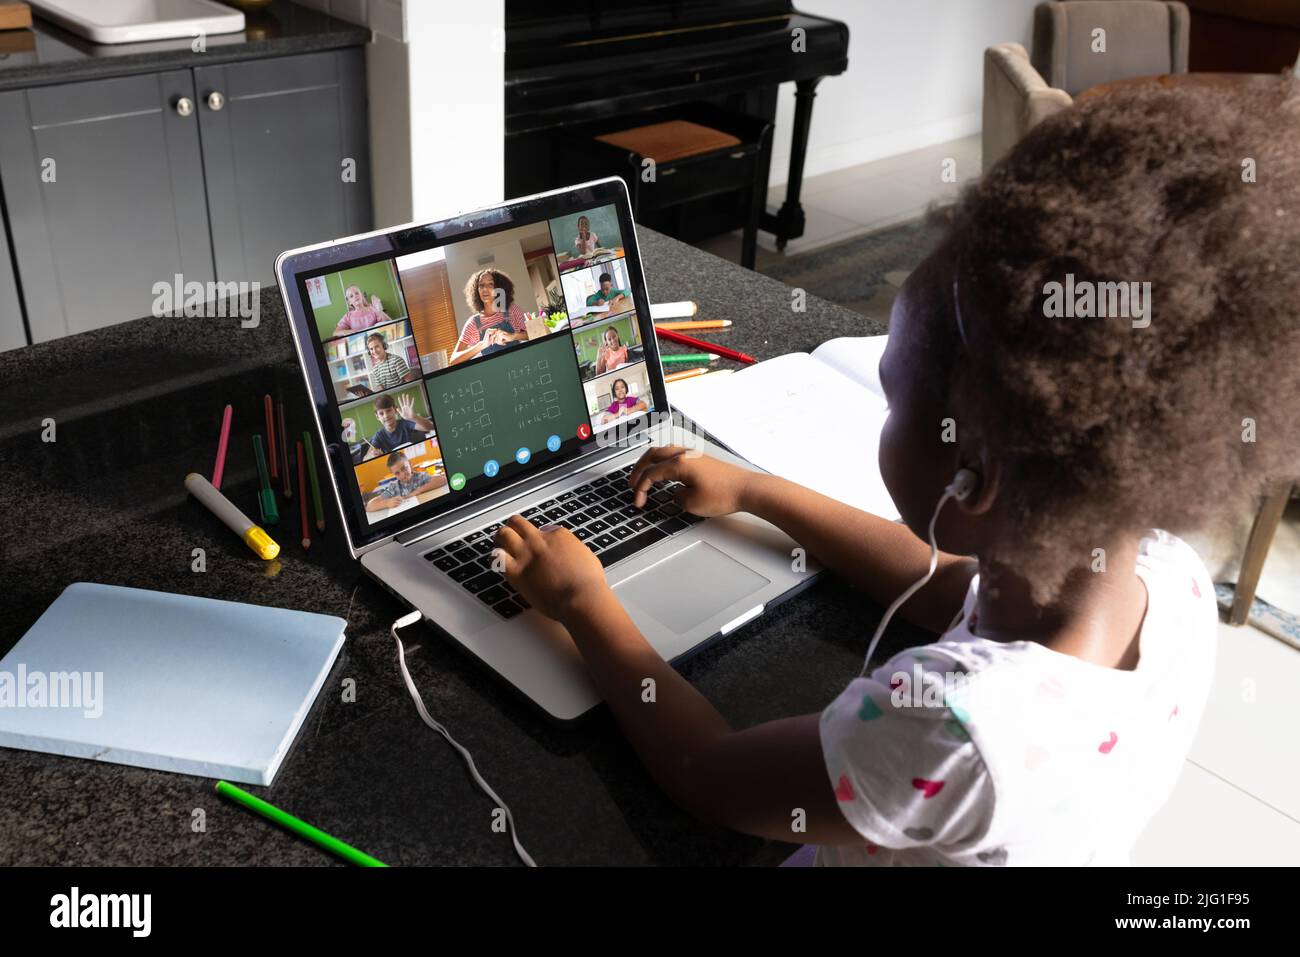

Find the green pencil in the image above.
[
  {"left": 303, "top": 430, "right": 325, "bottom": 533},
  {"left": 216, "top": 780, "right": 387, "bottom": 867},
  {"left": 252, "top": 434, "right": 279, "bottom": 526},
  {"left": 661, "top": 352, "right": 718, "bottom": 364}
]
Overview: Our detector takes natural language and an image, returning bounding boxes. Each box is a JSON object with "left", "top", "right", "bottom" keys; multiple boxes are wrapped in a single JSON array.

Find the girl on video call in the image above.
[
  {"left": 594, "top": 327, "right": 630, "bottom": 375},
  {"left": 488, "top": 80, "right": 1300, "bottom": 865},
  {"left": 574, "top": 215, "right": 599, "bottom": 257},
  {"left": 331, "top": 284, "right": 392, "bottom": 337},
  {"left": 599, "top": 377, "right": 647, "bottom": 425}
]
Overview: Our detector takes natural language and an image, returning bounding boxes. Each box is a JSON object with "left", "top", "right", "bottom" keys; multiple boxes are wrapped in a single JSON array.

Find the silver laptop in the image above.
[{"left": 275, "top": 177, "right": 819, "bottom": 721}]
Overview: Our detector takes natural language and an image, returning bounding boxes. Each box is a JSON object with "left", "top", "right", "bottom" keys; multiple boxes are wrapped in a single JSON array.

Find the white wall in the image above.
[
  {"left": 403, "top": 1, "right": 504, "bottom": 222},
  {"left": 769, "top": 0, "right": 1038, "bottom": 184},
  {"left": 295, "top": 0, "right": 505, "bottom": 227}
]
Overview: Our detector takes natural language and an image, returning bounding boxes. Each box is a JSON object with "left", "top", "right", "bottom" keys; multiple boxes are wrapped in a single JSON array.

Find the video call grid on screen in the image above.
[{"left": 297, "top": 202, "right": 655, "bottom": 527}]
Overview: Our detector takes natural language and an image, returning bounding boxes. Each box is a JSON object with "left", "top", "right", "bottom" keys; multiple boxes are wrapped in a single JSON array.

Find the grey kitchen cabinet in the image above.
[
  {"left": 0, "top": 208, "right": 24, "bottom": 352},
  {"left": 0, "top": 48, "right": 371, "bottom": 345},
  {"left": 0, "top": 70, "right": 215, "bottom": 343},
  {"left": 196, "top": 48, "right": 371, "bottom": 286}
]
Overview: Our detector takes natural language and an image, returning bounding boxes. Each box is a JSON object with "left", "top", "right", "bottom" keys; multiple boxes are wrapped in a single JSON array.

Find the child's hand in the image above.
[
  {"left": 493, "top": 515, "right": 611, "bottom": 622},
  {"left": 627, "top": 446, "right": 759, "bottom": 515}
]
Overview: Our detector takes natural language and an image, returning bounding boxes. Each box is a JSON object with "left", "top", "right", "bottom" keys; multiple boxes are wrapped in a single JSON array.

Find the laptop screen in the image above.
[{"left": 279, "top": 180, "right": 665, "bottom": 553}]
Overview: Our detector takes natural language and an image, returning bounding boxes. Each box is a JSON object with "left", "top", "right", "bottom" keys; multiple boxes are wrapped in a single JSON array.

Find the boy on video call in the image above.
[
  {"left": 363, "top": 392, "right": 434, "bottom": 457},
  {"left": 366, "top": 450, "right": 446, "bottom": 512}
]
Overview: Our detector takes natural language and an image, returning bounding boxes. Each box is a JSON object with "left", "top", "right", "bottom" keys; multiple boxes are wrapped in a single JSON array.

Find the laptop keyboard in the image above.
[{"left": 420, "top": 463, "right": 705, "bottom": 619}]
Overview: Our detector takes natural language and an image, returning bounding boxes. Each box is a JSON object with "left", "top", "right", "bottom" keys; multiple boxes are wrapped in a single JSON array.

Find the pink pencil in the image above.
[{"left": 212, "top": 404, "right": 233, "bottom": 489}]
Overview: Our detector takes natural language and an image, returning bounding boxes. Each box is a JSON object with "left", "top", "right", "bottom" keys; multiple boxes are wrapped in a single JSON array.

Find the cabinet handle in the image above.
[
  {"left": 175, "top": 97, "right": 194, "bottom": 117},
  {"left": 207, "top": 92, "right": 226, "bottom": 112}
]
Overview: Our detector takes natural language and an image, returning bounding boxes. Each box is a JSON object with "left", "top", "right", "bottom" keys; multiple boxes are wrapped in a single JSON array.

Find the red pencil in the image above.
[
  {"left": 297, "top": 440, "right": 311, "bottom": 550},
  {"left": 263, "top": 395, "right": 278, "bottom": 480},
  {"left": 278, "top": 399, "right": 292, "bottom": 499},
  {"left": 654, "top": 326, "right": 757, "bottom": 364},
  {"left": 212, "top": 404, "right": 233, "bottom": 489}
]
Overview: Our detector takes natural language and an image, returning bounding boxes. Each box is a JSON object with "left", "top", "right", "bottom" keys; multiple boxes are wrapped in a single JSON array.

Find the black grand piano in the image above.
[{"left": 506, "top": 0, "right": 850, "bottom": 251}]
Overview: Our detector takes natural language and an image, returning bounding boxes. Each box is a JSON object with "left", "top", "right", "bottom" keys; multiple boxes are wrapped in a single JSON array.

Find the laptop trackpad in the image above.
[{"left": 614, "top": 541, "right": 771, "bottom": 634}]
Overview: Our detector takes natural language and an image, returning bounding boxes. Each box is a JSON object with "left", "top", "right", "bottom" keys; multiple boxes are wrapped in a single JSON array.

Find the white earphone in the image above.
[
  {"left": 947, "top": 467, "right": 980, "bottom": 503},
  {"left": 859, "top": 467, "right": 981, "bottom": 676}
]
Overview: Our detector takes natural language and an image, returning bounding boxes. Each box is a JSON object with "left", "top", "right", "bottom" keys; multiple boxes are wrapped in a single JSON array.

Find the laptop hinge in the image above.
[{"left": 393, "top": 433, "right": 655, "bottom": 548}]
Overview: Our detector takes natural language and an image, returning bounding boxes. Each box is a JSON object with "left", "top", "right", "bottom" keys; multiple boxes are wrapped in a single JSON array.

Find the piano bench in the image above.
[{"left": 559, "top": 105, "right": 773, "bottom": 270}]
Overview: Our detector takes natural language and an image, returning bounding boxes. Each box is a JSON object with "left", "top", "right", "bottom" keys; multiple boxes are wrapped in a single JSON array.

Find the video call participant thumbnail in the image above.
[
  {"left": 449, "top": 268, "right": 530, "bottom": 366},
  {"left": 365, "top": 331, "right": 417, "bottom": 392},
  {"left": 307, "top": 259, "right": 408, "bottom": 342},
  {"left": 343, "top": 390, "right": 435, "bottom": 463},
  {"left": 599, "top": 376, "right": 649, "bottom": 425},
  {"left": 586, "top": 272, "right": 631, "bottom": 312},
  {"left": 550, "top": 204, "right": 625, "bottom": 272},
  {"left": 562, "top": 257, "right": 635, "bottom": 324},
  {"left": 574, "top": 215, "right": 600, "bottom": 256},
  {"left": 333, "top": 285, "right": 393, "bottom": 337},
  {"left": 583, "top": 362, "right": 653, "bottom": 429},
  {"left": 364, "top": 449, "right": 448, "bottom": 513}
]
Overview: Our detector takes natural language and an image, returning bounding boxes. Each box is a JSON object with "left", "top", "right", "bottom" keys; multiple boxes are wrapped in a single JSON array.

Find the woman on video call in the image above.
[{"left": 449, "top": 269, "right": 530, "bottom": 366}]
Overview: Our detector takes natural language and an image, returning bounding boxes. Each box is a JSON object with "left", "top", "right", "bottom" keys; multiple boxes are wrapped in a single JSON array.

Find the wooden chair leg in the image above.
[{"left": 1229, "top": 482, "right": 1294, "bottom": 625}]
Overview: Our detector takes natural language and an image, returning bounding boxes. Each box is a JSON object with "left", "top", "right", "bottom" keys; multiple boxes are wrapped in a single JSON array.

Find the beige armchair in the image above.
[
  {"left": 1033, "top": 0, "right": 1190, "bottom": 95},
  {"left": 983, "top": 2, "right": 1190, "bottom": 171},
  {"left": 982, "top": 43, "right": 1074, "bottom": 171}
]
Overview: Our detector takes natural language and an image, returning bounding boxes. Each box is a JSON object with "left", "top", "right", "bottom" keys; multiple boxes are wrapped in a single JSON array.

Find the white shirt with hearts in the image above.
[{"left": 816, "top": 530, "right": 1217, "bottom": 866}]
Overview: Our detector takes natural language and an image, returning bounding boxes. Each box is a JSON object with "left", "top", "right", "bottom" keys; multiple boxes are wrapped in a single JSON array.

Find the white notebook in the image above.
[
  {"left": 0, "top": 583, "right": 346, "bottom": 785},
  {"left": 668, "top": 335, "right": 899, "bottom": 520}
]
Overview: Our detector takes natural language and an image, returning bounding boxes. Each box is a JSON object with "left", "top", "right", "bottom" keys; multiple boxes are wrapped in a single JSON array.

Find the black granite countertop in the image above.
[
  {"left": 0, "top": 227, "right": 918, "bottom": 866},
  {"left": 0, "top": 1, "right": 369, "bottom": 92}
]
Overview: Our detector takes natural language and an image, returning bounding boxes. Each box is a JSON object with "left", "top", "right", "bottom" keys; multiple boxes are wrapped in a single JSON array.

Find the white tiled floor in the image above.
[
  {"left": 700, "top": 135, "right": 1300, "bottom": 866},
  {"left": 697, "top": 134, "right": 982, "bottom": 267},
  {"left": 1133, "top": 760, "right": 1300, "bottom": 866},
  {"left": 1138, "top": 513, "right": 1300, "bottom": 865}
]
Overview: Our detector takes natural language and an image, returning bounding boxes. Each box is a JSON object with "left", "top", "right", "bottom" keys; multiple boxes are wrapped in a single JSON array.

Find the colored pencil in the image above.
[
  {"left": 263, "top": 394, "right": 278, "bottom": 480},
  {"left": 215, "top": 781, "right": 386, "bottom": 868},
  {"left": 278, "top": 399, "right": 292, "bottom": 499},
  {"left": 654, "top": 326, "right": 757, "bottom": 364},
  {"left": 297, "top": 440, "right": 310, "bottom": 550},
  {"left": 660, "top": 352, "right": 718, "bottom": 364},
  {"left": 656, "top": 320, "right": 731, "bottom": 331},
  {"left": 303, "top": 431, "right": 325, "bottom": 533},
  {"left": 664, "top": 366, "right": 711, "bottom": 383},
  {"left": 211, "top": 404, "right": 233, "bottom": 490}
]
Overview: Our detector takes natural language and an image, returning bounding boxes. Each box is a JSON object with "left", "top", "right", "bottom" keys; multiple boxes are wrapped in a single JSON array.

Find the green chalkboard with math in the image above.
[{"left": 427, "top": 333, "right": 590, "bottom": 480}]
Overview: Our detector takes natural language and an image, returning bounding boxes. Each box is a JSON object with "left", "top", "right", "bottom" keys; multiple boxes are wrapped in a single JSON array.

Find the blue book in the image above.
[{"left": 0, "top": 583, "right": 346, "bottom": 785}]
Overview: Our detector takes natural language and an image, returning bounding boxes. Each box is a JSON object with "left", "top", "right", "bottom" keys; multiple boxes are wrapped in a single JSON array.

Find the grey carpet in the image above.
[{"left": 759, "top": 215, "right": 949, "bottom": 320}]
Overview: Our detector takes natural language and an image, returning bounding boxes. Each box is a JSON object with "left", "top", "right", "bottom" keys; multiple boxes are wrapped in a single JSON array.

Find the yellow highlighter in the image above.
[{"left": 185, "top": 472, "right": 281, "bottom": 560}]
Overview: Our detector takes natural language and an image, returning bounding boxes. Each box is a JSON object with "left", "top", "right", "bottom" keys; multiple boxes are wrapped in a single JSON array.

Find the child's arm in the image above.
[
  {"left": 630, "top": 447, "right": 975, "bottom": 635},
  {"left": 494, "top": 516, "right": 863, "bottom": 844}
]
